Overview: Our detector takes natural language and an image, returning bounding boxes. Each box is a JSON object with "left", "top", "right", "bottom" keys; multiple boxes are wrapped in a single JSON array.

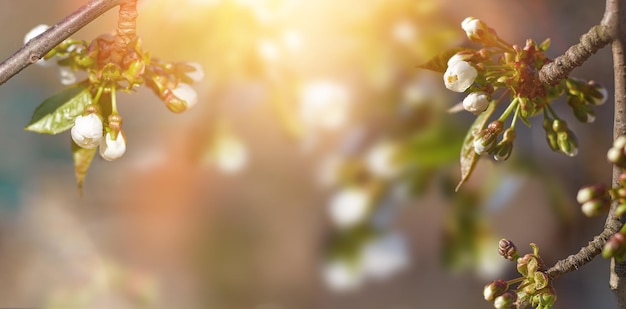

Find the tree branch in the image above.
[
  {"left": 538, "top": 25, "right": 613, "bottom": 86},
  {"left": 545, "top": 216, "right": 621, "bottom": 279},
  {"left": 0, "top": 0, "right": 122, "bottom": 87}
]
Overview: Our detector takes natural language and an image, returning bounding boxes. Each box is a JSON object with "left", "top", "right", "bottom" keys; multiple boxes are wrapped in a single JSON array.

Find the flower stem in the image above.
[{"left": 498, "top": 97, "right": 519, "bottom": 122}]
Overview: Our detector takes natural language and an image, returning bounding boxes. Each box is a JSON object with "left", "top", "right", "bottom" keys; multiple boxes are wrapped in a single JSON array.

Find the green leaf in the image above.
[
  {"left": 456, "top": 103, "right": 496, "bottom": 191},
  {"left": 539, "top": 38, "right": 551, "bottom": 51},
  {"left": 25, "top": 84, "right": 92, "bottom": 134},
  {"left": 72, "top": 140, "right": 97, "bottom": 195},
  {"left": 417, "top": 47, "right": 470, "bottom": 73}
]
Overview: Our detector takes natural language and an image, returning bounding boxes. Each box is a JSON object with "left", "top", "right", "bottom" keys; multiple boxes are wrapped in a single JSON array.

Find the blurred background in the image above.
[{"left": 0, "top": 0, "right": 617, "bottom": 308}]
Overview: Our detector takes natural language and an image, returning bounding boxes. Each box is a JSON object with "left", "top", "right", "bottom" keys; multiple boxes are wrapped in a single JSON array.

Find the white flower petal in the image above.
[
  {"left": 172, "top": 83, "right": 199, "bottom": 109},
  {"left": 71, "top": 114, "right": 103, "bottom": 149},
  {"left": 328, "top": 188, "right": 370, "bottom": 228},
  {"left": 185, "top": 62, "right": 204, "bottom": 82},
  {"left": 462, "top": 92, "right": 490, "bottom": 114},
  {"left": 443, "top": 61, "right": 477, "bottom": 92},
  {"left": 361, "top": 232, "right": 409, "bottom": 280},
  {"left": 99, "top": 132, "right": 126, "bottom": 161},
  {"left": 322, "top": 259, "right": 363, "bottom": 292},
  {"left": 59, "top": 67, "right": 77, "bottom": 85}
]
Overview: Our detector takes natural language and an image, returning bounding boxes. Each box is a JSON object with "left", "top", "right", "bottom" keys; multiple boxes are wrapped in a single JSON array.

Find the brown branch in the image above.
[
  {"left": 0, "top": 0, "right": 122, "bottom": 87},
  {"left": 545, "top": 216, "right": 621, "bottom": 279},
  {"left": 538, "top": 25, "right": 613, "bottom": 86}
]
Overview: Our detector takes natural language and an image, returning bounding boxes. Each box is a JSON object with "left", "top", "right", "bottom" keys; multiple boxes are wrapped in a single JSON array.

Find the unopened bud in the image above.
[
  {"left": 557, "top": 130, "right": 578, "bottom": 157},
  {"left": 603, "top": 233, "right": 626, "bottom": 259},
  {"left": 608, "top": 147, "right": 626, "bottom": 168},
  {"left": 498, "top": 239, "right": 518, "bottom": 261},
  {"left": 493, "top": 291, "right": 517, "bottom": 309},
  {"left": 576, "top": 184, "right": 607, "bottom": 204},
  {"left": 581, "top": 198, "right": 610, "bottom": 217},
  {"left": 484, "top": 279, "right": 508, "bottom": 302}
]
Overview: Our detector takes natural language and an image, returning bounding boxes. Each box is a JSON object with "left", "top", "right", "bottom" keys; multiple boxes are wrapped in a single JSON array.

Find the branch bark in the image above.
[
  {"left": 538, "top": 25, "right": 613, "bottom": 86},
  {"left": 0, "top": 0, "right": 122, "bottom": 87},
  {"left": 606, "top": 0, "right": 626, "bottom": 306}
]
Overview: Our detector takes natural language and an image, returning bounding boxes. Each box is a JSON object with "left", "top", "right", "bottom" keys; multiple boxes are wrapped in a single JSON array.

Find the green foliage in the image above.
[
  {"left": 457, "top": 102, "right": 496, "bottom": 191},
  {"left": 417, "top": 47, "right": 469, "bottom": 73},
  {"left": 72, "top": 140, "right": 97, "bottom": 193},
  {"left": 25, "top": 84, "right": 91, "bottom": 134}
]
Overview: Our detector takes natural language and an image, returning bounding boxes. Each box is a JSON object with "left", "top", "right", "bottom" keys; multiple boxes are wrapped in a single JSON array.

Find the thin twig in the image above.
[{"left": 0, "top": 0, "right": 122, "bottom": 87}]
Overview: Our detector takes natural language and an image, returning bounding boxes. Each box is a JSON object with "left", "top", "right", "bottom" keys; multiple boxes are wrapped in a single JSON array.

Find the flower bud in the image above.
[
  {"left": 542, "top": 119, "right": 559, "bottom": 152},
  {"left": 588, "top": 81, "right": 608, "bottom": 105},
  {"left": 603, "top": 232, "right": 625, "bottom": 259},
  {"left": 576, "top": 184, "right": 608, "bottom": 204},
  {"left": 557, "top": 130, "right": 578, "bottom": 157},
  {"left": 493, "top": 128, "right": 515, "bottom": 161},
  {"left": 443, "top": 60, "right": 477, "bottom": 92},
  {"left": 463, "top": 92, "right": 490, "bottom": 114},
  {"left": 473, "top": 121, "right": 504, "bottom": 155},
  {"left": 483, "top": 279, "right": 508, "bottom": 301},
  {"left": 71, "top": 114, "right": 103, "bottom": 149},
  {"left": 493, "top": 291, "right": 517, "bottom": 309},
  {"left": 461, "top": 17, "right": 498, "bottom": 46},
  {"left": 185, "top": 62, "right": 204, "bottom": 82},
  {"left": 551, "top": 119, "right": 568, "bottom": 133},
  {"left": 614, "top": 136, "right": 626, "bottom": 149},
  {"left": 99, "top": 131, "right": 127, "bottom": 161},
  {"left": 498, "top": 239, "right": 518, "bottom": 261},
  {"left": 581, "top": 198, "right": 610, "bottom": 217},
  {"left": 607, "top": 146, "right": 626, "bottom": 168},
  {"left": 164, "top": 84, "right": 199, "bottom": 113}
]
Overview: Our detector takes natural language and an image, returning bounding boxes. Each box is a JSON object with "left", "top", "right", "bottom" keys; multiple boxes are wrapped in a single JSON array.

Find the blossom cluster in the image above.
[
  {"left": 483, "top": 241, "right": 557, "bottom": 309},
  {"left": 24, "top": 24, "right": 204, "bottom": 183},
  {"left": 433, "top": 17, "right": 608, "bottom": 163}
]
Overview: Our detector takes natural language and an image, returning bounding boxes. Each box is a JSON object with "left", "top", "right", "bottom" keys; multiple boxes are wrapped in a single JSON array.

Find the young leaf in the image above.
[
  {"left": 417, "top": 47, "right": 469, "bottom": 73},
  {"left": 456, "top": 103, "right": 496, "bottom": 191},
  {"left": 25, "top": 84, "right": 92, "bottom": 135},
  {"left": 72, "top": 140, "right": 97, "bottom": 194}
]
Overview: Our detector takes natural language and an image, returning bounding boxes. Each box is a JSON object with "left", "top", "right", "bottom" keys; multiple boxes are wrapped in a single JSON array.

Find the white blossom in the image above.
[
  {"left": 59, "top": 67, "right": 77, "bottom": 85},
  {"left": 299, "top": 80, "right": 352, "bottom": 130},
  {"left": 443, "top": 61, "right": 477, "bottom": 92},
  {"left": 172, "top": 83, "right": 199, "bottom": 109},
  {"left": 462, "top": 92, "right": 490, "bottom": 114},
  {"left": 185, "top": 62, "right": 205, "bottom": 82},
  {"left": 71, "top": 114, "right": 103, "bottom": 149},
  {"left": 447, "top": 53, "right": 472, "bottom": 67},
  {"left": 365, "top": 141, "right": 400, "bottom": 179},
  {"left": 328, "top": 187, "right": 370, "bottom": 229},
  {"left": 214, "top": 134, "right": 248, "bottom": 174},
  {"left": 322, "top": 259, "right": 363, "bottom": 292},
  {"left": 461, "top": 17, "right": 494, "bottom": 43},
  {"left": 391, "top": 19, "right": 417, "bottom": 43},
  {"left": 360, "top": 232, "right": 409, "bottom": 280},
  {"left": 99, "top": 132, "right": 126, "bottom": 161}
]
